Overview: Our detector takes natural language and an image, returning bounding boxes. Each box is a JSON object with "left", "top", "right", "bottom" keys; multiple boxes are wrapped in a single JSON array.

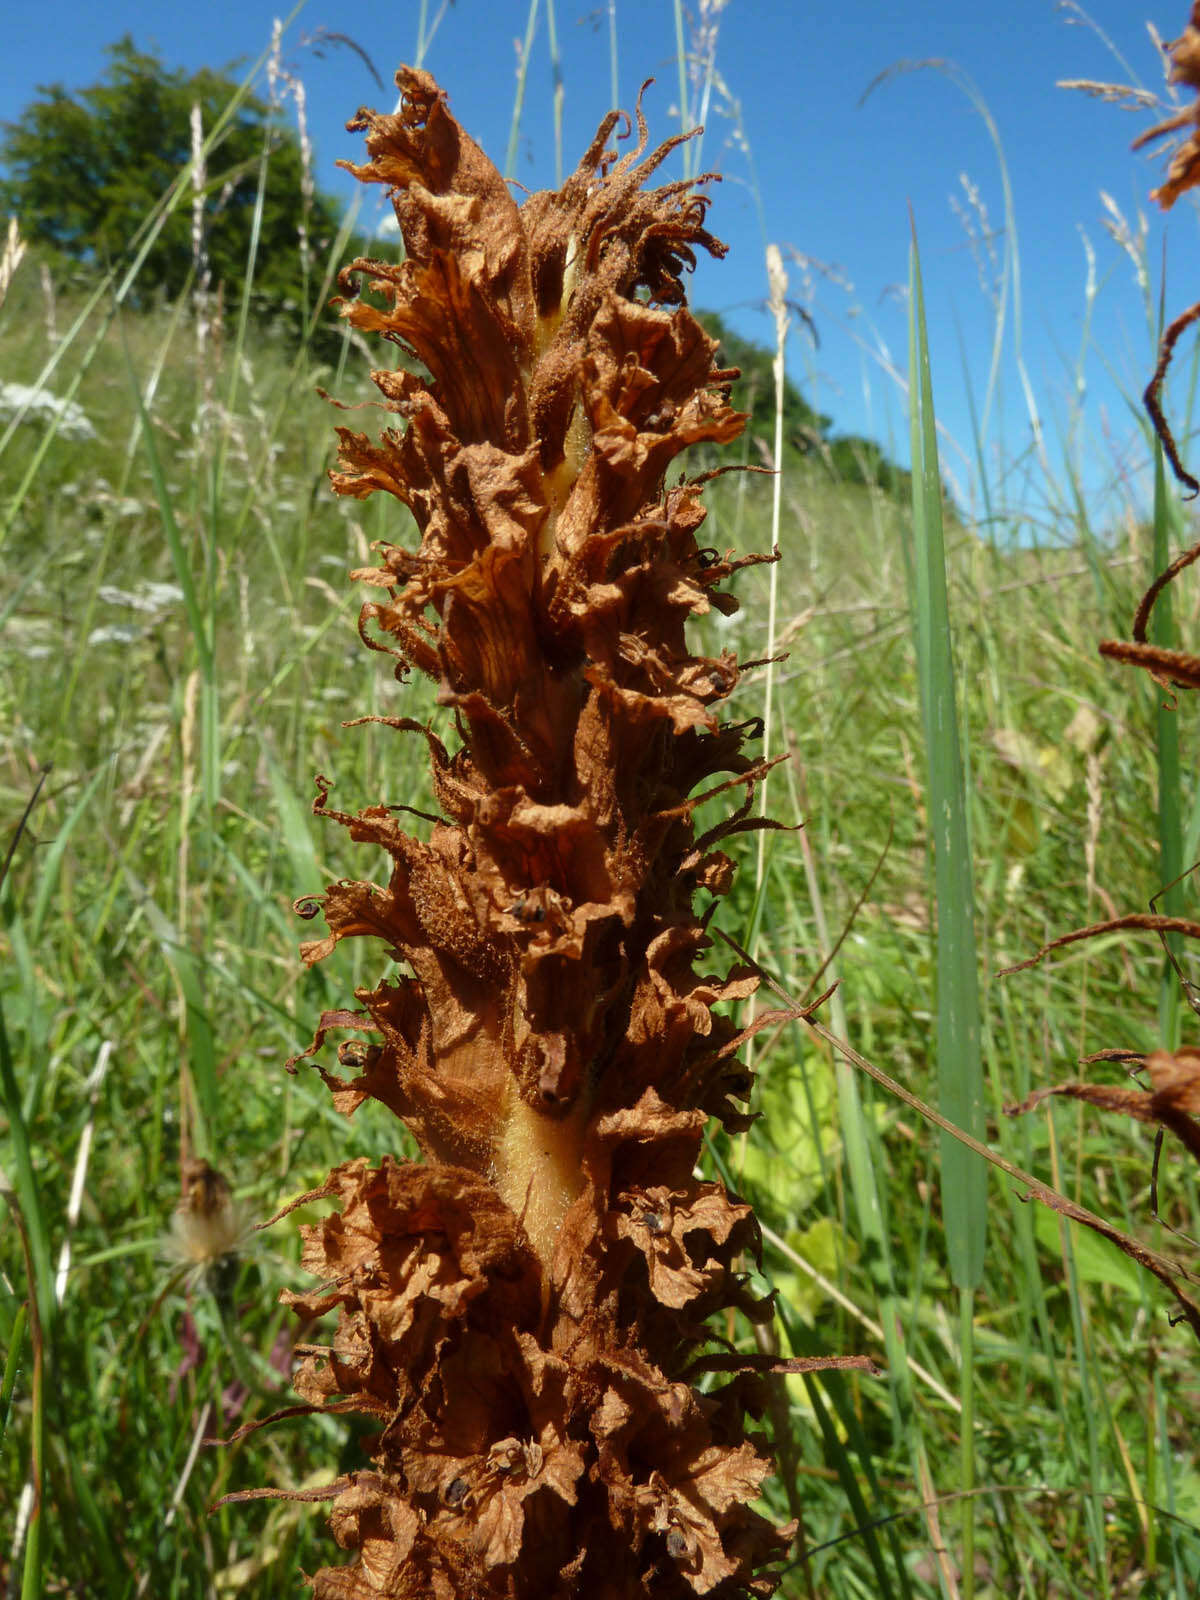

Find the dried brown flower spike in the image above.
[
  {"left": 1133, "top": 0, "right": 1200, "bottom": 210},
  {"left": 1133, "top": 2, "right": 1200, "bottom": 491},
  {"left": 261, "top": 69, "right": 846, "bottom": 1598}
]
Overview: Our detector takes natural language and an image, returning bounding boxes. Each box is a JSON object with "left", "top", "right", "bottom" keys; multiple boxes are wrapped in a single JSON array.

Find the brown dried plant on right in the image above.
[
  {"left": 220, "top": 69, "right": 875, "bottom": 1599},
  {"left": 1004, "top": 4, "right": 1200, "bottom": 1337},
  {"left": 1131, "top": 0, "right": 1200, "bottom": 498}
]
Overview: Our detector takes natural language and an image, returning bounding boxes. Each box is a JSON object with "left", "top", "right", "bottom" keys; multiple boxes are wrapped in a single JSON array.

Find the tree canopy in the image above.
[
  {"left": 0, "top": 42, "right": 908, "bottom": 489},
  {"left": 699, "top": 311, "right": 910, "bottom": 495},
  {"left": 0, "top": 36, "right": 342, "bottom": 324},
  {"left": 699, "top": 311, "right": 831, "bottom": 447}
]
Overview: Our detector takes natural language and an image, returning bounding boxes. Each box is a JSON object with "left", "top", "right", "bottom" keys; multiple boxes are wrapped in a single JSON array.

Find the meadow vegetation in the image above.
[{"left": 3, "top": 14, "right": 1200, "bottom": 1600}]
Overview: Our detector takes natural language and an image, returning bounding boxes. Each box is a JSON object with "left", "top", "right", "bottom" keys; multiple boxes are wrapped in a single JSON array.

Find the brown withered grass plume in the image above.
[{"left": 225, "top": 69, "right": 868, "bottom": 1598}]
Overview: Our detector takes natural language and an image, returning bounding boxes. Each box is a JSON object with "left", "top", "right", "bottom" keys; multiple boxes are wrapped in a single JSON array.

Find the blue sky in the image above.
[{"left": 5, "top": 0, "right": 1197, "bottom": 533}]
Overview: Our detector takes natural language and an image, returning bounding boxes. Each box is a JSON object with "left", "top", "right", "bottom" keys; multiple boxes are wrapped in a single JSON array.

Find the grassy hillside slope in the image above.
[{"left": 2, "top": 244, "right": 1200, "bottom": 1600}]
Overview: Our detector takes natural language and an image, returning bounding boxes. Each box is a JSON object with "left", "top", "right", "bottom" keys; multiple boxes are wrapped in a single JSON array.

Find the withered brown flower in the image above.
[
  {"left": 1133, "top": 0, "right": 1200, "bottom": 210},
  {"left": 1131, "top": 2, "right": 1200, "bottom": 491},
  {"left": 243, "top": 67, "right": 860, "bottom": 1597},
  {"left": 167, "top": 1157, "right": 244, "bottom": 1279}
]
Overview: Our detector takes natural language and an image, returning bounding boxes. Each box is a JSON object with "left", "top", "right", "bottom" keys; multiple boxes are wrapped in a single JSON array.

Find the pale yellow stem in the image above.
[{"left": 492, "top": 1083, "right": 590, "bottom": 1266}]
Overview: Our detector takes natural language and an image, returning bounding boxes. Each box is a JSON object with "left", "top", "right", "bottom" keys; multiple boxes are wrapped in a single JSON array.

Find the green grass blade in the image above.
[
  {"left": 1150, "top": 437, "right": 1184, "bottom": 1048},
  {"left": 545, "top": 0, "right": 564, "bottom": 187},
  {"left": 217, "top": 137, "right": 270, "bottom": 490},
  {"left": 606, "top": 0, "right": 619, "bottom": 106},
  {"left": 265, "top": 746, "right": 323, "bottom": 894},
  {"left": 769, "top": 785, "right": 947, "bottom": 1597},
  {"left": 123, "top": 352, "right": 213, "bottom": 683},
  {"left": 0, "top": 996, "right": 56, "bottom": 1353},
  {"left": 907, "top": 222, "right": 988, "bottom": 1291},
  {"left": 672, "top": 0, "right": 692, "bottom": 178},
  {"left": 910, "top": 219, "right": 988, "bottom": 1600},
  {"left": 121, "top": 329, "right": 224, "bottom": 818},
  {"left": 29, "top": 768, "right": 107, "bottom": 946},
  {"left": 505, "top": 0, "right": 542, "bottom": 182},
  {"left": 0, "top": 1005, "right": 48, "bottom": 1600},
  {"left": 120, "top": 864, "right": 218, "bottom": 1152},
  {"left": 775, "top": 1295, "right": 911, "bottom": 1599},
  {"left": 1, "top": 1300, "right": 27, "bottom": 1446}
]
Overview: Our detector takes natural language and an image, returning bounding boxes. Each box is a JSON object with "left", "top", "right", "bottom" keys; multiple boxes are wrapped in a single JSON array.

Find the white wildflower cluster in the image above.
[
  {"left": 96, "top": 582, "right": 185, "bottom": 615},
  {"left": 0, "top": 381, "right": 96, "bottom": 441},
  {"left": 86, "top": 624, "right": 143, "bottom": 647},
  {"left": 86, "top": 582, "right": 185, "bottom": 648}
]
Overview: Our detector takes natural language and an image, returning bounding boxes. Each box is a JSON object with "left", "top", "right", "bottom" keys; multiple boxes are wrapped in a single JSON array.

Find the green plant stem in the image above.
[
  {"left": 505, "top": 0, "right": 542, "bottom": 181},
  {"left": 959, "top": 1288, "right": 976, "bottom": 1600},
  {"left": 1151, "top": 438, "right": 1183, "bottom": 1049}
]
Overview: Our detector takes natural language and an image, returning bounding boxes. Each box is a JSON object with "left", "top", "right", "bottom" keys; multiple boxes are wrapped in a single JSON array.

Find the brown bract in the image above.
[
  {"left": 1132, "top": 1, "right": 1200, "bottom": 208},
  {"left": 1008, "top": 1049, "right": 1200, "bottom": 1166},
  {"left": 1003, "top": 1049, "right": 1200, "bottom": 1340},
  {"left": 1132, "top": 5, "right": 1200, "bottom": 491},
  {"left": 265, "top": 66, "right": 821, "bottom": 1597}
]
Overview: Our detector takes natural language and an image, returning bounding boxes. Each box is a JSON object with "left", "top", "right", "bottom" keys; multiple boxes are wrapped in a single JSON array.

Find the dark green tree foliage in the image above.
[
  {"left": 825, "top": 433, "right": 912, "bottom": 496},
  {"left": 699, "top": 310, "right": 910, "bottom": 497},
  {"left": 0, "top": 37, "right": 342, "bottom": 325},
  {"left": 699, "top": 311, "right": 830, "bottom": 449}
]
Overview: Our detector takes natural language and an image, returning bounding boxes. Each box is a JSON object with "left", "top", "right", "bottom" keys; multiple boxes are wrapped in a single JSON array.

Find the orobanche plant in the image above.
[{"left": 242, "top": 69, "right": 858, "bottom": 1598}]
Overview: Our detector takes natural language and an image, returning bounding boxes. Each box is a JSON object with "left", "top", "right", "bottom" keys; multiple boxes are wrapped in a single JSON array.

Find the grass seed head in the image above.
[{"left": 166, "top": 1158, "right": 245, "bottom": 1281}]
